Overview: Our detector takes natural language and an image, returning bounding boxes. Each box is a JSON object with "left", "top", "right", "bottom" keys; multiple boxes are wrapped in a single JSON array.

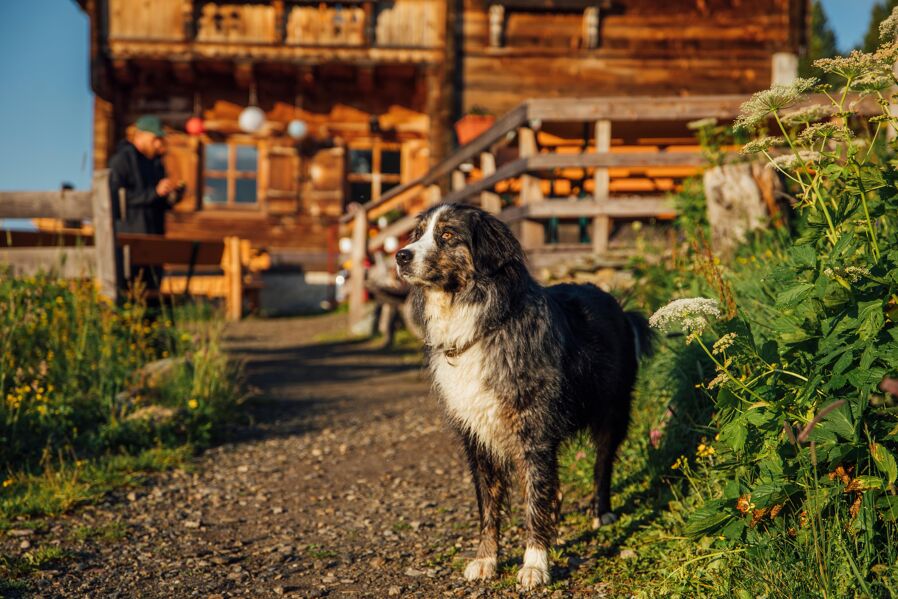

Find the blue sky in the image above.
[{"left": 0, "top": 0, "right": 885, "bottom": 193}]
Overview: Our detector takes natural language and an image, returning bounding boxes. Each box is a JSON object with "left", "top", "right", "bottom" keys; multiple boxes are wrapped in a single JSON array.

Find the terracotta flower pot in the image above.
[{"left": 454, "top": 114, "right": 496, "bottom": 145}]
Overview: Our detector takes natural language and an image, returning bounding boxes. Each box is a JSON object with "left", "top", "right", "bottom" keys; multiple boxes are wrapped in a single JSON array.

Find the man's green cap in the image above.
[{"left": 135, "top": 115, "right": 165, "bottom": 137}]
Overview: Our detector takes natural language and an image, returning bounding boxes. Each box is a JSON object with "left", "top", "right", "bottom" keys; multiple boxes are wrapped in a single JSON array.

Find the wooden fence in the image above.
[{"left": 0, "top": 171, "right": 256, "bottom": 320}]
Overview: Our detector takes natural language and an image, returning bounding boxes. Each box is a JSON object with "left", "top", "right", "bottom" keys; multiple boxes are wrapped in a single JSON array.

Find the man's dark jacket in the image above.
[{"left": 108, "top": 141, "right": 169, "bottom": 235}]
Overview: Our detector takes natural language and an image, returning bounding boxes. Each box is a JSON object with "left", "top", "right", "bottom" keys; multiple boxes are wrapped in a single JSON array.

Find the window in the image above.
[
  {"left": 203, "top": 142, "right": 258, "bottom": 207},
  {"left": 346, "top": 142, "right": 402, "bottom": 207}
]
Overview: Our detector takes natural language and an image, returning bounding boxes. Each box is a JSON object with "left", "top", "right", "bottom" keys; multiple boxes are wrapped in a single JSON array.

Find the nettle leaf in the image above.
[
  {"left": 776, "top": 282, "right": 816, "bottom": 307},
  {"left": 789, "top": 245, "right": 817, "bottom": 269},
  {"left": 857, "top": 299, "right": 885, "bottom": 341},
  {"left": 684, "top": 499, "right": 732, "bottom": 538},
  {"left": 847, "top": 367, "right": 886, "bottom": 392},
  {"left": 810, "top": 402, "right": 857, "bottom": 442},
  {"left": 719, "top": 417, "right": 748, "bottom": 453},
  {"left": 871, "top": 442, "right": 898, "bottom": 485}
]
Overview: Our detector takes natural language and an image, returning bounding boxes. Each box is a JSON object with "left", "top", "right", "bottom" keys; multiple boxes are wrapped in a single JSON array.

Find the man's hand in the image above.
[{"left": 155, "top": 178, "right": 175, "bottom": 197}]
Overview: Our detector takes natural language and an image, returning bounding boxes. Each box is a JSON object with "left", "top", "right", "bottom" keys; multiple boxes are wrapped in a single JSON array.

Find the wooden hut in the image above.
[{"left": 76, "top": 0, "right": 808, "bottom": 273}]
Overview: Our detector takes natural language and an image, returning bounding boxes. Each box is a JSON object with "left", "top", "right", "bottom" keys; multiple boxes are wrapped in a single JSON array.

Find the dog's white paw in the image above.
[
  {"left": 516, "top": 565, "right": 550, "bottom": 589},
  {"left": 463, "top": 557, "right": 497, "bottom": 581},
  {"left": 591, "top": 512, "right": 618, "bottom": 529}
]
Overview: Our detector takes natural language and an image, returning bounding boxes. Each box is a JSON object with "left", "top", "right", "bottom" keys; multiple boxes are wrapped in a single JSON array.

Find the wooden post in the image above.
[
  {"left": 451, "top": 169, "right": 466, "bottom": 192},
  {"left": 224, "top": 236, "right": 243, "bottom": 321},
  {"left": 348, "top": 207, "right": 368, "bottom": 329},
  {"left": 592, "top": 119, "right": 611, "bottom": 254},
  {"left": 480, "top": 152, "right": 501, "bottom": 214},
  {"left": 91, "top": 170, "right": 118, "bottom": 302},
  {"left": 518, "top": 127, "right": 543, "bottom": 250},
  {"left": 489, "top": 4, "right": 505, "bottom": 48},
  {"left": 771, "top": 52, "right": 798, "bottom": 85},
  {"left": 426, "top": 184, "right": 442, "bottom": 206}
]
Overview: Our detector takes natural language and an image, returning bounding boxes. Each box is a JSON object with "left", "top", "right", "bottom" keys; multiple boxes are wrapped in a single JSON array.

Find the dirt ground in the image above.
[{"left": 14, "top": 314, "right": 616, "bottom": 598}]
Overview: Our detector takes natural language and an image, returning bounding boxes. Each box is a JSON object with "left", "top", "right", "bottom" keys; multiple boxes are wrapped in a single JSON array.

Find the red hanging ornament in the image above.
[{"left": 186, "top": 116, "right": 205, "bottom": 136}]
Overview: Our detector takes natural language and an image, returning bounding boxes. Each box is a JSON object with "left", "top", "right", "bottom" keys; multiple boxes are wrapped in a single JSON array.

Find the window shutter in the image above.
[
  {"left": 162, "top": 133, "right": 198, "bottom": 212},
  {"left": 304, "top": 146, "right": 346, "bottom": 218},
  {"left": 262, "top": 142, "right": 301, "bottom": 215}
]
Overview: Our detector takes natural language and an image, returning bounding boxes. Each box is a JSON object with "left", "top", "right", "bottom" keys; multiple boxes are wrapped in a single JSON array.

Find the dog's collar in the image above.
[{"left": 439, "top": 336, "right": 480, "bottom": 359}]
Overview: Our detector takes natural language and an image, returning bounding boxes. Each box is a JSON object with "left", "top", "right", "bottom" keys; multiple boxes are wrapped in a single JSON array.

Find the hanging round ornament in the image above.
[
  {"left": 238, "top": 106, "right": 265, "bottom": 133},
  {"left": 185, "top": 116, "right": 205, "bottom": 136},
  {"left": 287, "top": 119, "right": 308, "bottom": 140}
]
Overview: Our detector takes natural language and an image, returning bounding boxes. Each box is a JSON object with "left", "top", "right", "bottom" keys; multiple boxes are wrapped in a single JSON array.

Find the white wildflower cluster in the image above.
[
  {"left": 707, "top": 372, "right": 729, "bottom": 390},
  {"left": 649, "top": 298, "right": 722, "bottom": 335},
  {"left": 712, "top": 332, "right": 738, "bottom": 356},
  {"left": 741, "top": 136, "right": 785, "bottom": 155},
  {"left": 824, "top": 266, "right": 870, "bottom": 283},
  {"left": 781, "top": 105, "right": 835, "bottom": 126},
  {"left": 687, "top": 117, "right": 718, "bottom": 130},
  {"left": 797, "top": 123, "right": 852, "bottom": 145},
  {"left": 734, "top": 78, "right": 818, "bottom": 131},
  {"left": 767, "top": 150, "right": 823, "bottom": 171},
  {"left": 880, "top": 7, "right": 898, "bottom": 43}
]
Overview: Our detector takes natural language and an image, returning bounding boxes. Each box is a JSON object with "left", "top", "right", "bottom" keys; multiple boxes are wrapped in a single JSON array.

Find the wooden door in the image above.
[
  {"left": 303, "top": 147, "right": 345, "bottom": 218},
  {"left": 262, "top": 142, "right": 301, "bottom": 215},
  {"left": 163, "top": 133, "right": 199, "bottom": 212}
]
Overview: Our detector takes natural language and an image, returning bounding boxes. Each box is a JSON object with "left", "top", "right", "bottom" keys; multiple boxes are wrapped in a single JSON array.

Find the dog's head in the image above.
[{"left": 395, "top": 204, "right": 523, "bottom": 292}]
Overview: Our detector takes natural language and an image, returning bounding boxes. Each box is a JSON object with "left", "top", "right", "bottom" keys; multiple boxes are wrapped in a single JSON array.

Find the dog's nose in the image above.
[{"left": 395, "top": 249, "right": 413, "bottom": 266}]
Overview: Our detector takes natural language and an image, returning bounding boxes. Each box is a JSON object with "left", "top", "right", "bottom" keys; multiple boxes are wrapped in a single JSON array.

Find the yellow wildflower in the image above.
[
  {"left": 187, "top": 399, "right": 199, "bottom": 410},
  {"left": 2, "top": 479, "right": 13, "bottom": 488}
]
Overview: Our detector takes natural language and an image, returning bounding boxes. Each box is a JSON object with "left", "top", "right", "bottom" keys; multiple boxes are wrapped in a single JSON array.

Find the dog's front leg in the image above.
[
  {"left": 462, "top": 436, "right": 506, "bottom": 581},
  {"left": 517, "top": 445, "right": 558, "bottom": 590}
]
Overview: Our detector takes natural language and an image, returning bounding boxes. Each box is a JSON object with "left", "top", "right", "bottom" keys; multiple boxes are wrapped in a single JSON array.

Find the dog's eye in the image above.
[{"left": 441, "top": 231, "right": 454, "bottom": 241}]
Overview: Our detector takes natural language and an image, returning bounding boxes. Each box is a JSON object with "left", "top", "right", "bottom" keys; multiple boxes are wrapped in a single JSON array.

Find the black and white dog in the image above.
[{"left": 395, "top": 203, "right": 651, "bottom": 589}]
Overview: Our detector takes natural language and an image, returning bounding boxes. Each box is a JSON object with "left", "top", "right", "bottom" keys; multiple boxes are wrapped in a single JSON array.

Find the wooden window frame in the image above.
[
  {"left": 202, "top": 140, "right": 261, "bottom": 210},
  {"left": 346, "top": 139, "right": 402, "bottom": 206}
]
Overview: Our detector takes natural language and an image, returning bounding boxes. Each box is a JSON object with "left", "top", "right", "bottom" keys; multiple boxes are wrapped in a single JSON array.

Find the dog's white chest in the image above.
[{"left": 432, "top": 347, "right": 514, "bottom": 458}]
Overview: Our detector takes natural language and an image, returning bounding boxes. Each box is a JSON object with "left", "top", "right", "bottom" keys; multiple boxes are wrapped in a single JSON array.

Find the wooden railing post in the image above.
[
  {"left": 223, "top": 236, "right": 243, "bottom": 321},
  {"left": 479, "top": 152, "right": 501, "bottom": 214},
  {"left": 91, "top": 170, "right": 118, "bottom": 302},
  {"left": 451, "top": 169, "right": 466, "bottom": 192},
  {"left": 348, "top": 207, "right": 368, "bottom": 329},
  {"left": 518, "top": 127, "right": 543, "bottom": 250},
  {"left": 592, "top": 119, "right": 611, "bottom": 254},
  {"left": 426, "top": 184, "right": 442, "bottom": 206}
]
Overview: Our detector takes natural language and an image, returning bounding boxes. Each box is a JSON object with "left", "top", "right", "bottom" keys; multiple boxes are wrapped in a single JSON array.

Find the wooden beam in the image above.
[
  {"left": 348, "top": 207, "right": 368, "bottom": 329},
  {"left": 0, "top": 190, "right": 93, "bottom": 220},
  {"left": 117, "top": 234, "right": 224, "bottom": 266},
  {"left": 592, "top": 119, "right": 611, "bottom": 254},
  {"left": 91, "top": 170, "right": 118, "bottom": 301},
  {"left": 368, "top": 213, "right": 417, "bottom": 252},
  {"left": 0, "top": 247, "right": 97, "bottom": 278},
  {"left": 525, "top": 95, "right": 750, "bottom": 123},
  {"left": 442, "top": 158, "right": 527, "bottom": 204},
  {"left": 528, "top": 151, "right": 706, "bottom": 170},
  {"left": 499, "top": 196, "right": 675, "bottom": 222},
  {"left": 517, "top": 127, "right": 543, "bottom": 249}
]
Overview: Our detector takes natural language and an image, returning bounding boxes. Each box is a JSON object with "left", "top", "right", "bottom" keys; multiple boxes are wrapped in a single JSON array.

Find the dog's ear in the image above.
[{"left": 470, "top": 209, "right": 521, "bottom": 275}]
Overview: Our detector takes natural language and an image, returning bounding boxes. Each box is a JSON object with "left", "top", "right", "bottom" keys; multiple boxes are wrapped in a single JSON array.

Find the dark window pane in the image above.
[
  {"left": 235, "top": 178, "right": 257, "bottom": 204},
  {"left": 382, "top": 150, "right": 401, "bottom": 175},
  {"left": 349, "top": 181, "right": 371, "bottom": 204},
  {"left": 381, "top": 180, "right": 399, "bottom": 196},
  {"left": 205, "top": 144, "right": 228, "bottom": 171},
  {"left": 203, "top": 177, "right": 228, "bottom": 204},
  {"left": 348, "top": 149, "right": 372, "bottom": 174},
  {"left": 235, "top": 145, "right": 258, "bottom": 172}
]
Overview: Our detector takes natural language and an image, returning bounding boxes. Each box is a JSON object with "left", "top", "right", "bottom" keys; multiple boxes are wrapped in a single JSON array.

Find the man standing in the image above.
[{"left": 108, "top": 115, "right": 183, "bottom": 300}]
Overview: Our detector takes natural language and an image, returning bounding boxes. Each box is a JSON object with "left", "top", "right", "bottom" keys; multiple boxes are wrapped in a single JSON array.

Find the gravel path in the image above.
[{"left": 12, "top": 314, "right": 615, "bottom": 598}]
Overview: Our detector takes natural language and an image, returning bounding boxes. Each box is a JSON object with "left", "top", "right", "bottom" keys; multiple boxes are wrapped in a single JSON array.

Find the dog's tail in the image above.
[{"left": 625, "top": 311, "right": 655, "bottom": 361}]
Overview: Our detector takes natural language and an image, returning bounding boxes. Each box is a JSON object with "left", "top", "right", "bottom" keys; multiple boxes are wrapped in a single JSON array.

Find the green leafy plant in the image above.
[{"left": 648, "top": 13, "right": 898, "bottom": 595}]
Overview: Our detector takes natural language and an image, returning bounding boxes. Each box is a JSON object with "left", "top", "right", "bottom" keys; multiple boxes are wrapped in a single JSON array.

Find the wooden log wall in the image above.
[{"left": 461, "top": 0, "right": 805, "bottom": 114}]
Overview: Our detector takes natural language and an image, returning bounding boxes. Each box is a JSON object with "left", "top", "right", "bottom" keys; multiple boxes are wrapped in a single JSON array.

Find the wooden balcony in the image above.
[{"left": 105, "top": 0, "right": 445, "bottom": 64}]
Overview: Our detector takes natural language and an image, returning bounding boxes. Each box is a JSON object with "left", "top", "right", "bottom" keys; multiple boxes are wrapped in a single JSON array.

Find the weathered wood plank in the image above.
[
  {"left": 499, "top": 196, "right": 675, "bottom": 222},
  {"left": 0, "top": 247, "right": 97, "bottom": 278},
  {"left": 529, "top": 151, "right": 706, "bottom": 169},
  {"left": 117, "top": 234, "right": 225, "bottom": 266},
  {"left": 0, "top": 191, "right": 93, "bottom": 220},
  {"left": 91, "top": 170, "right": 118, "bottom": 301}
]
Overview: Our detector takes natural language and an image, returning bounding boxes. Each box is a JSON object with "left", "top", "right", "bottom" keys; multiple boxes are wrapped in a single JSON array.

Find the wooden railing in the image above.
[
  {"left": 0, "top": 172, "right": 258, "bottom": 321},
  {"left": 340, "top": 92, "right": 881, "bottom": 327}
]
